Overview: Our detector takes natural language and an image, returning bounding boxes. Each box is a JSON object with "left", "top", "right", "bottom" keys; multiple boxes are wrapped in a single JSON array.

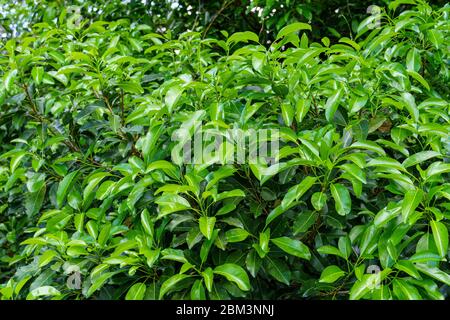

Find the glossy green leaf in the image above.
[
  {"left": 271, "top": 237, "right": 311, "bottom": 260},
  {"left": 214, "top": 264, "right": 251, "bottom": 291}
]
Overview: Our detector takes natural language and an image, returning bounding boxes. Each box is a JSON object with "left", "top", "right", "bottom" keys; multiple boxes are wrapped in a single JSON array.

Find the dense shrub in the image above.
[{"left": 0, "top": 0, "right": 449, "bottom": 300}]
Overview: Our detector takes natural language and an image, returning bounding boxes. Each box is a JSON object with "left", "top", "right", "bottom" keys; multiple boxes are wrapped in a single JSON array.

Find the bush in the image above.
[{"left": 0, "top": 0, "right": 449, "bottom": 300}]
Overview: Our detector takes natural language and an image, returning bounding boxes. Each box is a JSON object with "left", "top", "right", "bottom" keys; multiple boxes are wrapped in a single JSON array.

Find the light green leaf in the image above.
[
  {"left": 202, "top": 268, "right": 214, "bottom": 292},
  {"left": 159, "top": 274, "right": 192, "bottom": 299},
  {"left": 165, "top": 85, "right": 183, "bottom": 112},
  {"left": 430, "top": 220, "right": 448, "bottom": 258},
  {"left": 227, "top": 31, "right": 259, "bottom": 45},
  {"left": 401, "top": 92, "right": 419, "bottom": 122},
  {"left": 225, "top": 228, "right": 249, "bottom": 243},
  {"left": 319, "top": 265, "right": 346, "bottom": 283},
  {"left": 402, "top": 151, "right": 441, "bottom": 168},
  {"left": 401, "top": 189, "right": 423, "bottom": 223},
  {"left": 190, "top": 279, "right": 206, "bottom": 300},
  {"left": 325, "top": 88, "right": 343, "bottom": 122},
  {"left": 276, "top": 22, "right": 311, "bottom": 40},
  {"left": 415, "top": 264, "right": 450, "bottom": 286},
  {"left": 349, "top": 141, "right": 386, "bottom": 156},
  {"left": 311, "top": 192, "right": 327, "bottom": 211},
  {"left": 125, "top": 283, "right": 146, "bottom": 300},
  {"left": 199, "top": 216, "right": 216, "bottom": 240},
  {"left": 38, "top": 250, "right": 57, "bottom": 268},
  {"left": 214, "top": 263, "right": 251, "bottom": 291}
]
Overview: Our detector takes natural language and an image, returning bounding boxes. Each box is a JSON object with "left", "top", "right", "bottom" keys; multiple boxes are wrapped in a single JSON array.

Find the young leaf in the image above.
[
  {"left": 319, "top": 265, "right": 346, "bottom": 283},
  {"left": 430, "top": 220, "right": 448, "bottom": 258},
  {"left": 276, "top": 22, "right": 311, "bottom": 40},
  {"left": 401, "top": 189, "right": 423, "bottom": 223},
  {"left": 125, "top": 283, "right": 146, "bottom": 300}
]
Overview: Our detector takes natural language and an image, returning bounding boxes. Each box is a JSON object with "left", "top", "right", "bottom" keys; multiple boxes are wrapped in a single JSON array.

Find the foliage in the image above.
[
  {"left": 3, "top": 0, "right": 446, "bottom": 42},
  {"left": 0, "top": 0, "right": 449, "bottom": 300}
]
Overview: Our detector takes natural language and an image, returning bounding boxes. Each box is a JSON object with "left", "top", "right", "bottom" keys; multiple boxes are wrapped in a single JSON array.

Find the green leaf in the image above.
[
  {"left": 225, "top": 228, "right": 249, "bottom": 243},
  {"left": 161, "top": 248, "right": 188, "bottom": 264},
  {"left": 281, "top": 102, "right": 294, "bottom": 126},
  {"left": 190, "top": 279, "right": 206, "bottom": 300},
  {"left": 311, "top": 192, "right": 327, "bottom": 211},
  {"left": 227, "top": 31, "right": 259, "bottom": 45},
  {"left": 87, "top": 272, "right": 117, "bottom": 298},
  {"left": 83, "top": 172, "right": 111, "bottom": 202},
  {"left": 317, "top": 245, "right": 346, "bottom": 259},
  {"left": 245, "top": 250, "right": 262, "bottom": 278},
  {"left": 199, "top": 216, "right": 216, "bottom": 240},
  {"left": 165, "top": 85, "right": 183, "bottom": 113},
  {"left": 125, "top": 283, "right": 146, "bottom": 300},
  {"left": 294, "top": 211, "right": 318, "bottom": 234},
  {"left": 338, "top": 236, "right": 352, "bottom": 259},
  {"left": 215, "top": 189, "right": 245, "bottom": 201},
  {"left": 276, "top": 22, "right": 311, "bottom": 40},
  {"left": 427, "top": 29, "right": 443, "bottom": 49},
  {"left": 32, "top": 66, "right": 44, "bottom": 85},
  {"left": 281, "top": 176, "right": 317, "bottom": 209},
  {"left": 159, "top": 274, "right": 192, "bottom": 299},
  {"left": 97, "top": 223, "right": 111, "bottom": 247},
  {"left": 325, "top": 88, "right": 343, "bottom": 122},
  {"left": 86, "top": 220, "right": 98, "bottom": 240},
  {"left": 141, "top": 209, "right": 154, "bottom": 237},
  {"left": 406, "top": 48, "right": 421, "bottom": 72},
  {"left": 401, "top": 189, "right": 423, "bottom": 223},
  {"left": 330, "top": 183, "right": 351, "bottom": 215},
  {"left": 266, "top": 176, "right": 316, "bottom": 225},
  {"left": 430, "top": 220, "right": 448, "bottom": 258},
  {"left": 367, "top": 157, "right": 406, "bottom": 172},
  {"left": 202, "top": 268, "right": 214, "bottom": 292},
  {"left": 349, "top": 274, "right": 380, "bottom": 300},
  {"left": 319, "top": 265, "right": 346, "bottom": 283},
  {"left": 265, "top": 257, "right": 291, "bottom": 285},
  {"left": 214, "top": 263, "right": 251, "bottom": 291},
  {"left": 27, "top": 286, "right": 61, "bottom": 299},
  {"left": 409, "top": 251, "right": 442, "bottom": 263},
  {"left": 393, "top": 279, "right": 421, "bottom": 300},
  {"left": 271, "top": 237, "right": 311, "bottom": 260},
  {"left": 4, "top": 69, "right": 17, "bottom": 92},
  {"left": 394, "top": 260, "right": 421, "bottom": 280},
  {"left": 402, "top": 151, "right": 441, "bottom": 168},
  {"left": 339, "top": 163, "right": 366, "bottom": 184},
  {"left": 25, "top": 186, "right": 46, "bottom": 217},
  {"left": 259, "top": 228, "right": 270, "bottom": 256},
  {"left": 415, "top": 264, "right": 450, "bottom": 286},
  {"left": 349, "top": 141, "right": 386, "bottom": 156},
  {"left": 118, "top": 81, "right": 144, "bottom": 94},
  {"left": 38, "top": 250, "right": 57, "bottom": 268},
  {"left": 401, "top": 92, "right": 419, "bottom": 123},
  {"left": 407, "top": 70, "right": 430, "bottom": 91},
  {"left": 56, "top": 171, "right": 79, "bottom": 208},
  {"left": 295, "top": 98, "right": 311, "bottom": 123}
]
